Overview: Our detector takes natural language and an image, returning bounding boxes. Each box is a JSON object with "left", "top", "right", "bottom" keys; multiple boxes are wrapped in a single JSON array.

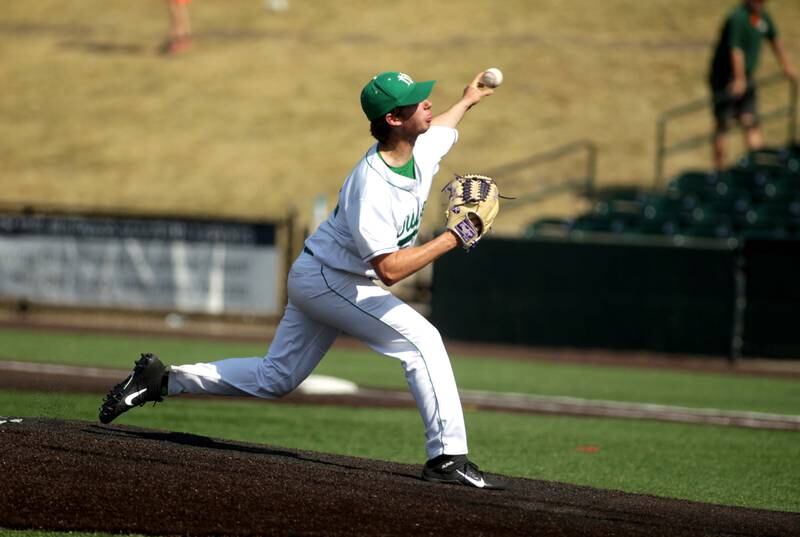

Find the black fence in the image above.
[
  {"left": 431, "top": 236, "right": 800, "bottom": 359},
  {"left": 742, "top": 239, "right": 800, "bottom": 357}
]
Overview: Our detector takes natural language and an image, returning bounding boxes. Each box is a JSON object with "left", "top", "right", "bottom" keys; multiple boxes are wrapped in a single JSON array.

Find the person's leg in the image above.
[
  {"left": 297, "top": 261, "right": 506, "bottom": 488},
  {"left": 712, "top": 131, "right": 726, "bottom": 171},
  {"left": 711, "top": 88, "right": 732, "bottom": 171},
  {"left": 168, "top": 301, "right": 339, "bottom": 397},
  {"left": 739, "top": 86, "right": 762, "bottom": 151},
  {"left": 168, "top": 0, "right": 191, "bottom": 38},
  {"left": 100, "top": 253, "right": 339, "bottom": 423},
  {"left": 743, "top": 123, "right": 763, "bottom": 151},
  {"left": 292, "top": 258, "right": 467, "bottom": 460},
  {"left": 169, "top": 253, "right": 340, "bottom": 397},
  {"left": 163, "top": 0, "right": 192, "bottom": 54}
]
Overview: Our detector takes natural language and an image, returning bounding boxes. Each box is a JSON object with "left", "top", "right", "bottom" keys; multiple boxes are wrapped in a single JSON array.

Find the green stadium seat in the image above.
[
  {"left": 738, "top": 147, "right": 800, "bottom": 180},
  {"left": 570, "top": 215, "right": 614, "bottom": 233},
  {"left": 627, "top": 193, "right": 687, "bottom": 235},
  {"left": 630, "top": 216, "right": 681, "bottom": 236},
  {"left": 786, "top": 145, "right": 800, "bottom": 174},
  {"left": 737, "top": 148, "right": 784, "bottom": 171},
  {"left": 680, "top": 203, "right": 733, "bottom": 238},
  {"left": 739, "top": 202, "right": 791, "bottom": 239},
  {"left": 591, "top": 199, "right": 616, "bottom": 216},
  {"left": 681, "top": 224, "right": 733, "bottom": 239},
  {"left": 717, "top": 168, "right": 760, "bottom": 191},
  {"left": 760, "top": 175, "right": 800, "bottom": 201},
  {"left": 524, "top": 218, "right": 570, "bottom": 238},
  {"left": 640, "top": 192, "right": 689, "bottom": 216},
  {"left": 712, "top": 181, "right": 750, "bottom": 200},
  {"left": 744, "top": 201, "right": 790, "bottom": 221},
  {"left": 789, "top": 197, "right": 800, "bottom": 218},
  {"left": 588, "top": 199, "right": 642, "bottom": 233},
  {"left": 700, "top": 198, "right": 752, "bottom": 227},
  {"left": 563, "top": 146, "right": 799, "bottom": 240},
  {"left": 740, "top": 228, "right": 790, "bottom": 240},
  {"left": 667, "top": 171, "right": 716, "bottom": 201}
]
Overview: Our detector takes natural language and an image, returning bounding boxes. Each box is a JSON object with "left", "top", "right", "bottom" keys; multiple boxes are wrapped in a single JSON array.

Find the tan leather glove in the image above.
[{"left": 443, "top": 174, "right": 501, "bottom": 250}]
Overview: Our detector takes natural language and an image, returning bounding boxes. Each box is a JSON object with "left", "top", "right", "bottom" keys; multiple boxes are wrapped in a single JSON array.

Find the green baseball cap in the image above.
[{"left": 360, "top": 72, "right": 435, "bottom": 121}]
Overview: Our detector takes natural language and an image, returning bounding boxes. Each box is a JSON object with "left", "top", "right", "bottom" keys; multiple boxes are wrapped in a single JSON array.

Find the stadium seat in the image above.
[
  {"left": 738, "top": 148, "right": 784, "bottom": 170},
  {"left": 681, "top": 224, "right": 733, "bottom": 239},
  {"left": 786, "top": 145, "right": 800, "bottom": 174},
  {"left": 631, "top": 216, "right": 681, "bottom": 236},
  {"left": 560, "top": 146, "right": 800, "bottom": 240},
  {"left": 701, "top": 198, "right": 752, "bottom": 228},
  {"left": 680, "top": 204, "right": 733, "bottom": 239},
  {"left": 706, "top": 185, "right": 753, "bottom": 215},
  {"left": 640, "top": 192, "right": 690, "bottom": 216},
  {"left": 739, "top": 202, "right": 791, "bottom": 239},
  {"left": 760, "top": 174, "right": 800, "bottom": 202},
  {"left": 738, "top": 147, "right": 800, "bottom": 181},
  {"left": 667, "top": 171, "right": 717, "bottom": 201},
  {"left": 717, "top": 168, "right": 760, "bottom": 192},
  {"left": 524, "top": 218, "right": 571, "bottom": 238},
  {"left": 570, "top": 215, "right": 614, "bottom": 233},
  {"left": 789, "top": 196, "right": 800, "bottom": 218},
  {"left": 588, "top": 199, "right": 642, "bottom": 233},
  {"left": 610, "top": 193, "right": 684, "bottom": 236}
]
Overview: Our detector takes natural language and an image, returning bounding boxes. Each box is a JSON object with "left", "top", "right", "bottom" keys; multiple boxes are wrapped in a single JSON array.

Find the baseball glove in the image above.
[{"left": 443, "top": 174, "right": 502, "bottom": 250}]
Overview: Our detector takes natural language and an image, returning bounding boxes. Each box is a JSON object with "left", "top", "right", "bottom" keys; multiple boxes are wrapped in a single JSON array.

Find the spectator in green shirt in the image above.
[{"left": 708, "top": 0, "right": 796, "bottom": 170}]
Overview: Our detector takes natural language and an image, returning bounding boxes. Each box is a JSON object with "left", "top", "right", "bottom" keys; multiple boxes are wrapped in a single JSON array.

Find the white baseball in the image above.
[{"left": 480, "top": 67, "right": 503, "bottom": 88}]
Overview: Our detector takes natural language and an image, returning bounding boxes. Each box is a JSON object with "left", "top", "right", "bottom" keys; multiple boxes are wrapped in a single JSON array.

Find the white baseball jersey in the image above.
[
  {"left": 168, "top": 124, "right": 470, "bottom": 460},
  {"left": 304, "top": 125, "right": 459, "bottom": 279}
]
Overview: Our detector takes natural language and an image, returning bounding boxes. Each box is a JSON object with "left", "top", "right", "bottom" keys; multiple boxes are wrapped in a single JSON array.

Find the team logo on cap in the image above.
[{"left": 397, "top": 73, "right": 414, "bottom": 86}]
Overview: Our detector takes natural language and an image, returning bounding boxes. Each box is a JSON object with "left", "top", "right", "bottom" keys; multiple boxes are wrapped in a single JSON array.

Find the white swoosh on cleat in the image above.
[
  {"left": 124, "top": 388, "right": 148, "bottom": 406},
  {"left": 456, "top": 470, "right": 486, "bottom": 488}
]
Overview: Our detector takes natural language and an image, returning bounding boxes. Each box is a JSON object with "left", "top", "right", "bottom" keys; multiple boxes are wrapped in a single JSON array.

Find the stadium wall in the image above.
[{"left": 431, "top": 236, "right": 800, "bottom": 359}]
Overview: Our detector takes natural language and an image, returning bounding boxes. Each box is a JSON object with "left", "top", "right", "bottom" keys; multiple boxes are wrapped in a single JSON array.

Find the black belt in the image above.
[{"left": 303, "top": 246, "right": 314, "bottom": 256}]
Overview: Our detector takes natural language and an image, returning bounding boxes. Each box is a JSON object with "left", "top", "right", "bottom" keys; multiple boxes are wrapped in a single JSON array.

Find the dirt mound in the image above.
[{"left": 1, "top": 418, "right": 798, "bottom": 536}]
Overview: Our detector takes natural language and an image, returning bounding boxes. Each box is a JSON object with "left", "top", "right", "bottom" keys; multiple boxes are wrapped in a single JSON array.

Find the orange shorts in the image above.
[{"left": 171, "top": 0, "right": 191, "bottom": 4}]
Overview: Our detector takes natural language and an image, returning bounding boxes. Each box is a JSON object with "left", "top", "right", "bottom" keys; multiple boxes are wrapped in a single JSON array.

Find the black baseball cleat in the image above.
[
  {"left": 98, "top": 353, "right": 166, "bottom": 424},
  {"left": 421, "top": 454, "right": 506, "bottom": 490}
]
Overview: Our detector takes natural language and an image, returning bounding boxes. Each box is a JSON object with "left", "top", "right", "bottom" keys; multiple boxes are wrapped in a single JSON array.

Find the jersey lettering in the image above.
[
  {"left": 397, "top": 202, "right": 426, "bottom": 247},
  {"left": 398, "top": 211, "right": 419, "bottom": 237}
]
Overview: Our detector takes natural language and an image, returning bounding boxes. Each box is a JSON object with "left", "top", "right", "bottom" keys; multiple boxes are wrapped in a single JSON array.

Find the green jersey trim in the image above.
[{"left": 378, "top": 153, "right": 416, "bottom": 179}]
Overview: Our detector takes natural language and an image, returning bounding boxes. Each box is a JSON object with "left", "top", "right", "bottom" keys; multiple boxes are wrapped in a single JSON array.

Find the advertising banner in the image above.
[{"left": 0, "top": 213, "right": 280, "bottom": 315}]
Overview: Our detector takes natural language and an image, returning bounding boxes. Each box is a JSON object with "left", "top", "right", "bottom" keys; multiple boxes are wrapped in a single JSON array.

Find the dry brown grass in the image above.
[{"left": 2, "top": 0, "right": 799, "bottom": 235}]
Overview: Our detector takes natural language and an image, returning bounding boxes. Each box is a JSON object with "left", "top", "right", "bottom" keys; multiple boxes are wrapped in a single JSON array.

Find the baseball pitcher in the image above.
[{"left": 99, "top": 70, "right": 506, "bottom": 489}]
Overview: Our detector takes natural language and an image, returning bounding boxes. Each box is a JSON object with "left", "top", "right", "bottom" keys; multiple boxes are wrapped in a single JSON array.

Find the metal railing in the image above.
[
  {"left": 654, "top": 72, "right": 798, "bottom": 187},
  {"left": 486, "top": 139, "right": 598, "bottom": 207}
]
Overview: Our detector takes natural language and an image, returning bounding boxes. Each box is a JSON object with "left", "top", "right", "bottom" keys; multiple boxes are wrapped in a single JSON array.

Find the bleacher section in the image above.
[{"left": 526, "top": 145, "right": 800, "bottom": 241}]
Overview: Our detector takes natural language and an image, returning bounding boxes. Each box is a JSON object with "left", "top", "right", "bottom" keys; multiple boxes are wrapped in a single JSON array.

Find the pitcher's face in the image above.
[{"left": 395, "top": 100, "right": 433, "bottom": 136}]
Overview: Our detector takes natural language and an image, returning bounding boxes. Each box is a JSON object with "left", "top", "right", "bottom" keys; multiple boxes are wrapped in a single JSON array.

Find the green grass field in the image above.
[
  {"left": 1, "top": 327, "right": 799, "bottom": 515},
  {"left": 2, "top": 327, "right": 799, "bottom": 413}
]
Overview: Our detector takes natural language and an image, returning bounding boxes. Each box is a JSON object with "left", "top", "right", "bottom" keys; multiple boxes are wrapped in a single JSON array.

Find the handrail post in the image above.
[
  {"left": 789, "top": 77, "right": 798, "bottom": 144},
  {"left": 585, "top": 141, "right": 597, "bottom": 198},
  {"left": 492, "top": 139, "right": 600, "bottom": 209},
  {"left": 655, "top": 117, "right": 666, "bottom": 188}
]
